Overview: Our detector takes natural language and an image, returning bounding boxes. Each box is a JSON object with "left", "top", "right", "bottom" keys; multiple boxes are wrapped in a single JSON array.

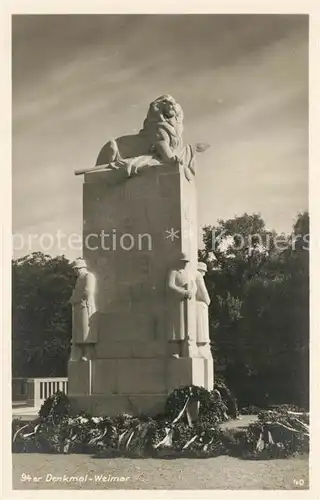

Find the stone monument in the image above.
[
  {"left": 69, "top": 258, "right": 97, "bottom": 362},
  {"left": 167, "top": 252, "right": 196, "bottom": 359},
  {"left": 195, "top": 262, "right": 212, "bottom": 360},
  {"left": 68, "top": 95, "right": 213, "bottom": 416}
]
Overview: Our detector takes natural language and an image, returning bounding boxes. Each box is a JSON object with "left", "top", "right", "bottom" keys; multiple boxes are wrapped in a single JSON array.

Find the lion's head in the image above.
[{"left": 141, "top": 95, "right": 184, "bottom": 146}]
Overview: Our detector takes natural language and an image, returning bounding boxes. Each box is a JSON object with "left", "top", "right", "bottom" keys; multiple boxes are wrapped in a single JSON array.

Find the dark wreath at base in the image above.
[{"left": 12, "top": 385, "right": 309, "bottom": 459}]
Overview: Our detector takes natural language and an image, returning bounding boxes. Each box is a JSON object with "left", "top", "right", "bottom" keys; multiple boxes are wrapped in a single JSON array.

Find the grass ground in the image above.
[{"left": 12, "top": 453, "right": 308, "bottom": 490}]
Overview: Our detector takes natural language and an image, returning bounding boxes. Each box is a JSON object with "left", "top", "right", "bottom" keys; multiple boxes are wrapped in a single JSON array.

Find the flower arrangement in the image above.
[
  {"left": 243, "top": 407, "right": 309, "bottom": 459},
  {"left": 12, "top": 387, "right": 309, "bottom": 459}
]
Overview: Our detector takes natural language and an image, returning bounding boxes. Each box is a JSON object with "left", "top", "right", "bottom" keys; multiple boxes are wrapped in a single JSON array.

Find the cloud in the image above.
[{"left": 12, "top": 15, "right": 308, "bottom": 258}]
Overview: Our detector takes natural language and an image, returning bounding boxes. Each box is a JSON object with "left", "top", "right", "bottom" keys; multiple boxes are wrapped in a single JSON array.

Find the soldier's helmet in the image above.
[
  {"left": 179, "top": 252, "right": 190, "bottom": 262},
  {"left": 197, "top": 262, "right": 207, "bottom": 272},
  {"left": 72, "top": 258, "right": 87, "bottom": 270}
]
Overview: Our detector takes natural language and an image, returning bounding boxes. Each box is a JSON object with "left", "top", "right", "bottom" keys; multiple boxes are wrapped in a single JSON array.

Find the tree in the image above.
[
  {"left": 12, "top": 252, "right": 76, "bottom": 377},
  {"left": 199, "top": 212, "right": 309, "bottom": 408}
]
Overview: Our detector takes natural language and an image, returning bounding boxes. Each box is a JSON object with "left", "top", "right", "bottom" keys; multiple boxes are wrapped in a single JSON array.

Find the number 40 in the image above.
[{"left": 293, "top": 479, "right": 305, "bottom": 486}]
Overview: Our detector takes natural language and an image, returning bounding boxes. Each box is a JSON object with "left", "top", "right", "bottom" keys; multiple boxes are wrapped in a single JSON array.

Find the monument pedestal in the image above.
[
  {"left": 68, "top": 162, "right": 214, "bottom": 416},
  {"left": 68, "top": 357, "right": 213, "bottom": 416}
]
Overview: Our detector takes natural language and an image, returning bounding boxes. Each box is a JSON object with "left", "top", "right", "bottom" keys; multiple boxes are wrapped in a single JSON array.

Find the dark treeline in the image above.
[
  {"left": 199, "top": 211, "right": 309, "bottom": 409},
  {"left": 12, "top": 212, "right": 309, "bottom": 409}
]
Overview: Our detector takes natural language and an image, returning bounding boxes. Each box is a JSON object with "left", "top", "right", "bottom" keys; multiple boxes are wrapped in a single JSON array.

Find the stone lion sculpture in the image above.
[{"left": 75, "top": 95, "right": 209, "bottom": 179}]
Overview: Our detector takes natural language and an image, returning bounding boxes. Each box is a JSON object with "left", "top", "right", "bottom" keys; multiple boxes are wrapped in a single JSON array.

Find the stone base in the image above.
[
  {"left": 68, "top": 356, "right": 213, "bottom": 416},
  {"left": 68, "top": 359, "right": 92, "bottom": 395},
  {"left": 68, "top": 393, "right": 167, "bottom": 417},
  {"left": 167, "top": 357, "right": 214, "bottom": 393}
]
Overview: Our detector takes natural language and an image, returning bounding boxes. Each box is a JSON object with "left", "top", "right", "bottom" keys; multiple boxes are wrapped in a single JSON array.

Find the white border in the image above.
[{"left": 2, "top": 2, "right": 319, "bottom": 499}]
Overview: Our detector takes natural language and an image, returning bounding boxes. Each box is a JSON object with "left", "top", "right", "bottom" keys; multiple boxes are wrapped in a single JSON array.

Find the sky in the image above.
[{"left": 12, "top": 14, "right": 308, "bottom": 261}]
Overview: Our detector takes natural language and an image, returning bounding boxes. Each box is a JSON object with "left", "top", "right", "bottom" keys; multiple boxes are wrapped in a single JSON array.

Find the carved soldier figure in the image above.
[
  {"left": 167, "top": 252, "right": 196, "bottom": 358},
  {"left": 69, "top": 258, "right": 97, "bottom": 361},
  {"left": 195, "top": 262, "right": 212, "bottom": 359}
]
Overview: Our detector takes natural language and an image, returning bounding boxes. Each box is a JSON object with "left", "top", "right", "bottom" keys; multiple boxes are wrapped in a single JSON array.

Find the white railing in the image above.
[{"left": 26, "top": 378, "right": 68, "bottom": 408}]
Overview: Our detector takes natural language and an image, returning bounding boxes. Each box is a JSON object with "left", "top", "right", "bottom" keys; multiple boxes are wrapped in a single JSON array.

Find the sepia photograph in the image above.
[{"left": 10, "top": 13, "right": 309, "bottom": 491}]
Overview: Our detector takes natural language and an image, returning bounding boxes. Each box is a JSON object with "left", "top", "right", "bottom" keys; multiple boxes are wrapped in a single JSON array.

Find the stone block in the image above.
[
  {"left": 203, "top": 358, "right": 214, "bottom": 391},
  {"left": 68, "top": 356, "right": 213, "bottom": 416},
  {"left": 91, "top": 358, "right": 167, "bottom": 395},
  {"left": 91, "top": 359, "right": 118, "bottom": 394},
  {"left": 68, "top": 394, "right": 167, "bottom": 417},
  {"left": 166, "top": 357, "right": 214, "bottom": 393},
  {"left": 96, "top": 340, "right": 167, "bottom": 359},
  {"left": 117, "top": 358, "right": 167, "bottom": 394},
  {"left": 68, "top": 360, "right": 92, "bottom": 395}
]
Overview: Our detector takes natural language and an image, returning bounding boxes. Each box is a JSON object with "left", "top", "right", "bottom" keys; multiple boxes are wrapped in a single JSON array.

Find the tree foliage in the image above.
[
  {"left": 199, "top": 211, "right": 309, "bottom": 409},
  {"left": 12, "top": 252, "right": 76, "bottom": 377}
]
